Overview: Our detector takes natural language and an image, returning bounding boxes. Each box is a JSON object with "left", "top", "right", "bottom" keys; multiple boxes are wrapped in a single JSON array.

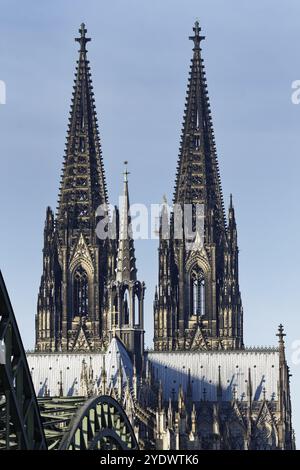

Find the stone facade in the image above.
[{"left": 32, "top": 22, "right": 295, "bottom": 450}]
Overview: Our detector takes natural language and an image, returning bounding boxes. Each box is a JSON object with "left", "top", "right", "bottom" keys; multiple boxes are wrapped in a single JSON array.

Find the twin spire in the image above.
[
  {"left": 57, "top": 23, "right": 107, "bottom": 229},
  {"left": 58, "top": 20, "right": 228, "bottom": 230},
  {"left": 59, "top": 23, "right": 138, "bottom": 279},
  {"left": 58, "top": 19, "right": 228, "bottom": 265},
  {"left": 174, "top": 21, "right": 225, "bottom": 228}
]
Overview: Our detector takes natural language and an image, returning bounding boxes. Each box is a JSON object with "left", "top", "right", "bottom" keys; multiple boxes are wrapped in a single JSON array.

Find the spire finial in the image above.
[
  {"left": 189, "top": 20, "right": 205, "bottom": 50},
  {"left": 123, "top": 160, "right": 130, "bottom": 183},
  {"left": 277, "top": 324, "right": 286, "bottom": 359},
  {"left": 75, "top": 23, "right": 91, "bottom": 52},
  {"left": 277, "top": 323, "right": 286, "bottom": 341}
]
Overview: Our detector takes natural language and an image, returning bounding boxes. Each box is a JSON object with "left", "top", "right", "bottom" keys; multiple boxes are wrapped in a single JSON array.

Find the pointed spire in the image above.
[
  {"left": 191, "top": 403, "right": 197, "bottom": 434},
  {"left": 59, "top": 370, "right": 63, "bottom": 397},
  {"left": 159, "top": 194, "right": 170, "bottom": 240},
  {"left": 45, "top": 206, "right": 54, "bottom": 231},
  {"left": 88, "top": 356, "right": 93, "bottom": 381},
  {"left": 57, "top": 23, "right": 107, "bottom": 229},
  {"left": 118, "top": 356, "right": 123, "bottom": 399},
  {"left": 173, "top": 22, "right": 225, "bottom": 230},
  {"left": 116, "top": 162, "right": 137, "bottom": 282},
  {"left": 217, "top": 365, "right": 222, "bottom": 401},
  {"left": 100, "top": 354, "right": 107, "bottom": 394},
  {"left": 168, "top": 397, "right": 173, "bottom": 428},
  {"left": 178, "top": 384, "right": 185, "bottom": 414},
  {"left": 187, "top": 368, "right": 193, "bottom": 405},
  {"left": 247, "top": 368, "right": 252, "bottom": 406},
  {"left": 277, "top": 324, "right": 287, "bottom": 365},
  {"left": 228, "top": 193, "right": 236, "bottom": 226},
  {"left": 158, "top": 380, "right": 163, "bottom": 411}
]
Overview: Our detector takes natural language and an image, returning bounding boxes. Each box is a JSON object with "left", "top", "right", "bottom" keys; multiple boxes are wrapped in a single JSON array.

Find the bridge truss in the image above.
[
  {"left": 0, "top": 270, "right": 138, "bottom": 451},
  {"left": 39, "top": 395, "right": 139, "bottom": 450},
  {"left": 0, "top": 271, "right": 46, "bottom": 449}
]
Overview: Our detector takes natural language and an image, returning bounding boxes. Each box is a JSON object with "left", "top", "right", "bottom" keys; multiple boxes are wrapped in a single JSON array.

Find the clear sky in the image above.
[{"left": 0, "top": 0, "right": 299, "bottom": 446}]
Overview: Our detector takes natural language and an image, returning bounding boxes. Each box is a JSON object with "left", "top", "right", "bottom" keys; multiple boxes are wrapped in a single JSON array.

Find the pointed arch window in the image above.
[
  {"left": 124, "top": 290, "right": 130, "bottom": 325},
  {"left": 190, "top": 266, "right": 205, "bottom": 317},
  {"left": 134, "top": 293, "right": 139, "bottom": 326},
  {"left": 73, "top": 266, "right": 89, "bottom": 317}
]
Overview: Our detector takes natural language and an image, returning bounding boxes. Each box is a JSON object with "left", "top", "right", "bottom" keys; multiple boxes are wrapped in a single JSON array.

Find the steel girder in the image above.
[
  {"left": 0, "top": 271, "right": 46, "bottom": 449},
  {"left": 57, "top": 395, "right": 139, "bottom": 450}
]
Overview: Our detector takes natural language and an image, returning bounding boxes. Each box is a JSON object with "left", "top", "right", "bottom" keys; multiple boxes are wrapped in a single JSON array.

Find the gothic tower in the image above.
[
  {"left": 36, "top": 24, "right": 110, "bottom": 352},
  {"left": 154, "top": 22, "right": 243, "bottom": 351},
  {"left": 105, "top": 164, "right": 146, "bottom": 369}
]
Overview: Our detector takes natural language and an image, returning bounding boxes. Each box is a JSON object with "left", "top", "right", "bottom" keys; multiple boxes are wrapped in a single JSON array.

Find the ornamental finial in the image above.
[
  {"left": 123, "top": 160, "right": 130, "bottom": 183},
  {"left": 75, "top": 23, "right": 91, "bottom": 52},
  {"left": 277, "top": 324, "right": 286, "bottom": 343},
  {"left": 189, "top": 20, "right": 205, "bottom": 50}
]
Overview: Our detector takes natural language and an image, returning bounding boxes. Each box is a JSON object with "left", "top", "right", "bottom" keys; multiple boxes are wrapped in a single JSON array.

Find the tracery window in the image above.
[
  {"left": 73, "top": 266, "right": 89, "bottom": 317},
  {"left": 190, "top": 266, "right": 205, "bottom": 317},
  {"left": 124, "top": 290, "right": 130, "bottom": 325}
]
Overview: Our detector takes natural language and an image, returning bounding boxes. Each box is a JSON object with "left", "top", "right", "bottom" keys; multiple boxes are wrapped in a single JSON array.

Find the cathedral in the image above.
[{"left": 27, "top": 22, "right": 295, "bottom": 450}]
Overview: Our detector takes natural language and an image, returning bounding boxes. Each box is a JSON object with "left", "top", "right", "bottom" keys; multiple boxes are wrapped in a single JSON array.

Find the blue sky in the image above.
[{"left": 0, "top": 0, "right": 299, "bottom": 445}]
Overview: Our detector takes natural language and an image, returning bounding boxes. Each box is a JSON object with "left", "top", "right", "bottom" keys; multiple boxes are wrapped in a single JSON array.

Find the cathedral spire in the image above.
[
  {"left": 173, "top": 21, "right": 225, "bottom": 229},
  {"left": 116, "top": 162, "right": 137, "bottom": 282},
  {"left": 154, "top": 23, "right": 243, "bottom": 352},
  {"left": 57, "top": 23, "right": 107, "bottom": 229},
  {"left": 36, "top": 25, "right": 110, "bottom": 353}
]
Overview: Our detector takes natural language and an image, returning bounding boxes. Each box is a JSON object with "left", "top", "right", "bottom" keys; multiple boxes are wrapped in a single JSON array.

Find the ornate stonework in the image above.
[{"left": 31, "top": 22, "right": 295, "bottom": 450}]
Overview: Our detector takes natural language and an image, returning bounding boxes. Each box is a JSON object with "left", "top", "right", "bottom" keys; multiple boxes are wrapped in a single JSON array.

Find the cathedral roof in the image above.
[
  {"left": 27, "top": 336, "right": 134, "bottom": 397},
  {"left": 148, "top": 349, "right": 280, "bottom": 402},
  {"left": 105, "top": 336, "right": 134, "bottom": 389}
]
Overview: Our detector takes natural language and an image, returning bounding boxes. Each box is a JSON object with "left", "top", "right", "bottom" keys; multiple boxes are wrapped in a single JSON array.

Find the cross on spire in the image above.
[
  {"left": 189, "top": 20, "right": 205, "bottom": 50},
  {"left": 75, "top": 23, "right": 91, "bottom": 52}
]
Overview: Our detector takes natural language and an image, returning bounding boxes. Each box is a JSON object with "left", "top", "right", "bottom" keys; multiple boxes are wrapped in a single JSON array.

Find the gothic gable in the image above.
[
  {"left": 71, "top": 325, "right": 91, "bottom": 351},
  {"left": 189, "top": 325, "right": 209, "bottom": 351},
  {"left": 69, "top": 233, "right": 94, "bottom": 274},
  {"left": 251, "top": 401, "right": 278, "bottom": 449}
]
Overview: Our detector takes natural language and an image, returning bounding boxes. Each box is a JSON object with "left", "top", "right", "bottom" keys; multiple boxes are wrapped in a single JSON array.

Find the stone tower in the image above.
[
  {"left": 36, "top": 24, "right": 110, "bottom": 352},
  {"left": 154, "top": 22, "right": 243, "bottom": 351}
]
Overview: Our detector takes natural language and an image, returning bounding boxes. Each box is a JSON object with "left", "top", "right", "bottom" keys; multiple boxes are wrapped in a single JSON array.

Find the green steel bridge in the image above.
[{"left": 0, "top": 271, "right": 138, "bottom": 451}]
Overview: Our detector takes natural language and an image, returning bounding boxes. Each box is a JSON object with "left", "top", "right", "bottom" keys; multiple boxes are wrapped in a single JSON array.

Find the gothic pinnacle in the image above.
[
  {"left": 276, "top": 324, "right": 286, "bottom": 363},
  {"left": 277, "top": 323, "right": 286, "bottom": 343},
  {"left": 123, "top": 160, "right": 130, "bottom": 183}
]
